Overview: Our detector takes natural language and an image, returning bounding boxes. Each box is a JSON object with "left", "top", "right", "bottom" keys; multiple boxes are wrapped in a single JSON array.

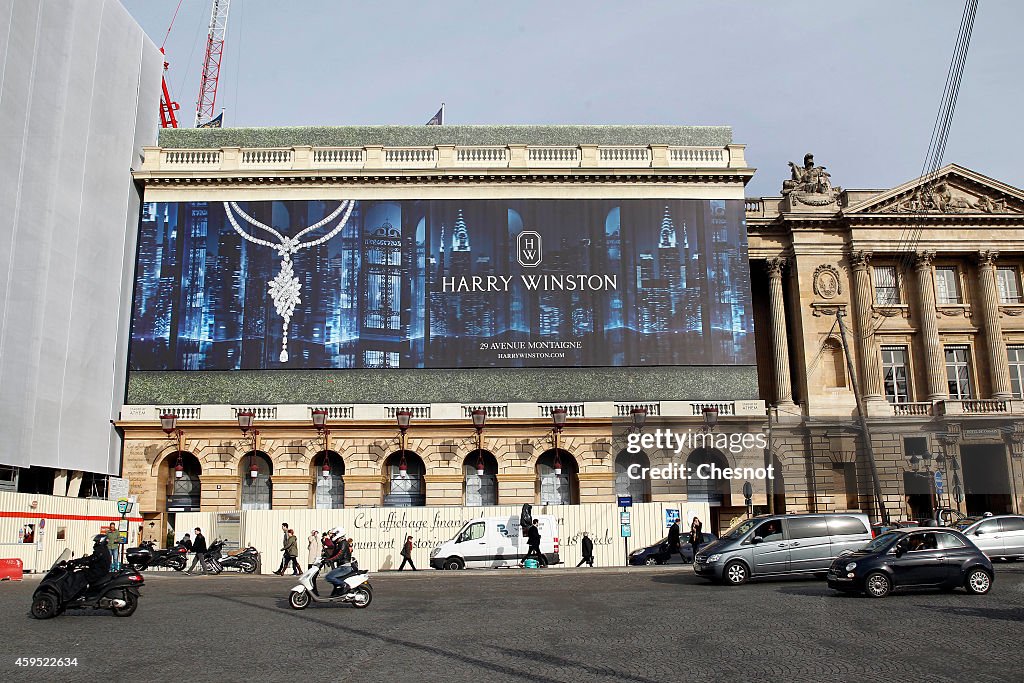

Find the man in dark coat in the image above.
[
  {"left": 525, "top": 520, "right": 544, "bottom": 564},
  {"left": 187, "top": 527, "right": 207, "bottom": 574},
  {"left": 576, "top": 532, "right": 595, "bottom": 567},
  {"left": 667, "top": 519, "right": 682, "bottom": 561}
]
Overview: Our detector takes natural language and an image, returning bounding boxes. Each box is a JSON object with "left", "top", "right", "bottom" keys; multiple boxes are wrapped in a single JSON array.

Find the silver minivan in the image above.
[
  {"left": 694, "top": 513, "right": 873, "bottom": 585},
  {"left": 959, "top": 515, "right": 1024, "bottom": 560}
]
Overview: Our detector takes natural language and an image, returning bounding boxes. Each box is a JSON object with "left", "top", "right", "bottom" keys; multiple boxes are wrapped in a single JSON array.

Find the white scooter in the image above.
[{"left": 288, "top": 559, "right": 372, "bottom": 609}]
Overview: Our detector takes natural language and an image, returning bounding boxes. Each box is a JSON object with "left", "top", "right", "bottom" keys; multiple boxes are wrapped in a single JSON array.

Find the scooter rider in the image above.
[
  {"left": 323, "top": 527, "right": 353, "bottom": 596},
  {"left": 67, "top": 534, "right": 114, "bottom": 598}
]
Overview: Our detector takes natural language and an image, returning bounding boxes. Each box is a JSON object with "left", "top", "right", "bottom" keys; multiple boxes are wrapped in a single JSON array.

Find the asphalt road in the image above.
[{"left": 2, "top": 563, "right": 1024, "bottom": 682}]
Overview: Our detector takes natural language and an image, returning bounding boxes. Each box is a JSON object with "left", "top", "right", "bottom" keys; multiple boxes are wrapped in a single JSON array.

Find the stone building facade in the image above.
[
  {"left": 746, "top": 158, "right": 1024, "bottom": 523},
  {"left": 117, "top": 127, "right": 1024, "bottom": 543}
]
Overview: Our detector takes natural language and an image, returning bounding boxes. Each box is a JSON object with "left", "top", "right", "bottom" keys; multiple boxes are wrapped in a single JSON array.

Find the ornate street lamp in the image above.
[
  {"left": 396, "top": 411, "right": 412, "bottom": 478},
  {"left": 550, "top": 408, "right": 567, "bottom": 475},
  {"left": 472, "top": 409, "right": 487, "bottom": 475},
  {"left": 160, "top": 413, "right": 185, "bottom": 479},
  {"left": 630, "top": 407, "right": 648, "bottom": 434},
  {"left": 311, "top": 409, "right": 331, "bottom": 478},
  {"left": 237, "top": 410, "right": 259, "bottom": 479},
  {"left": 702, "top": 406, "right": 719, "bottom": 432}
]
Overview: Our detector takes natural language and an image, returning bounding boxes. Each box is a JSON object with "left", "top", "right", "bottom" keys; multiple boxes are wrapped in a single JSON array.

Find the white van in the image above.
[{"left": 429, "top": 515, "right": 560, "bottom": 569}]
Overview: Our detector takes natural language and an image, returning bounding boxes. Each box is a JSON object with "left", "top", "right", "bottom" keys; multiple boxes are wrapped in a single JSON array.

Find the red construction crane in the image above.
[
  {"left": 159, "top": 48, "right": 180, "bottom": 129},
  {"left": 194, "top": 0, "right": 231, "bottom": 128}
]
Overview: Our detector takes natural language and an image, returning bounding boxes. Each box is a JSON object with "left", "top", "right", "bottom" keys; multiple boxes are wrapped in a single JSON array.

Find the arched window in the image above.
[
  {"left": 383, "top": 451, "right": 425, "bottom": 507},
  {"left": 686, "top": 448, "right": 729, "bottom": 504},
  {"left": 536, "top": 449, "right": 578, "bottom": 505},
  {"left": 464, "top": 450, "right": 498, "bottom": 507},
  {"left": 615, "top": 450, "right": 651, "bottom": 502},
  {"left": 312, "top": 451, "right": 345, "bottom": 509},
  {"left": 240, "top": 452, "right": 273, "bottom": 510},
  {"left": 166, "top": 452, "right": 201, "bottom": 512}
]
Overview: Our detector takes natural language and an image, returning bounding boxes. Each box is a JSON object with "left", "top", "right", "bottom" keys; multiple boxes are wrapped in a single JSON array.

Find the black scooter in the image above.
[
  {"left": 31, "top": 550, "right": 145, "bottom": 619},
  {"left": 125, "top": 541, "right": 188, "bottom": 572},
  {"left": 217, "top": 544, "right": 260, "bottom": 573}
]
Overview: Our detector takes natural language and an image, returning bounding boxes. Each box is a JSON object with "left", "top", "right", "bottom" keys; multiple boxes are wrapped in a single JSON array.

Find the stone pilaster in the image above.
[
  {"left": 270, "top": 475, "right": 314, "bottom": 509},
  {"left": 766, "top": 258, "right": 796, "bottom": 408},
  {"left": 497, "top": 473, "right": 536, "bottom": 505},
  {"left": 577, "top": 471, "right": 615, "bottom": 504},
  {"left": 975, "top": 251, "right": 1013, "bottom": 399},
  {"left": 424, "top": 474, "right": 465, "bottom": 506},
  {"left": 914, "top": 251, "right": 949, "bottom": 401},
  {"left": 342, "top": 474, "right": 384, "bottom": 507},
  {"left": 847, "top": 250, "right": 886, "bottom": 406}
]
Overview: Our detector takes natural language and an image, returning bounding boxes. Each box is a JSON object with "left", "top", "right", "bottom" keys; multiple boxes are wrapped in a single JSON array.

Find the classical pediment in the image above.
[{"left": 844, "top": 164, "right": 1024, "bottom": 216}]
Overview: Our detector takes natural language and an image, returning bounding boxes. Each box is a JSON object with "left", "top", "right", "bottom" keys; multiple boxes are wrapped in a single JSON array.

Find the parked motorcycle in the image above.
[
  {"left": 31, "top": 549, "right": 144, "bottom": 619},
  {"left": 289, "top": 559, "right": 372, "bottom": 609},
  {"left": 199, "top": 540, "right": 227, "bottom": 574},
  {"left": 125, "top": 541, "right": 188, "bottom": 572},
  {"left": 218, "top": 544, "right": 260, "bottom": 574}
]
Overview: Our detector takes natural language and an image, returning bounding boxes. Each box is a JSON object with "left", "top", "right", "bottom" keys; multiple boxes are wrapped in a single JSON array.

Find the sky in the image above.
[{"left": 121, "top": 0, "right": 1024, "bottom": 197}]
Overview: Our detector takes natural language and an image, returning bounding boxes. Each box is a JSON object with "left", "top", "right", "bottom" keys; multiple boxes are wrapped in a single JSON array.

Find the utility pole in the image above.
[{"left": 835, "top": 309, "right": 889, "bottom": 524}]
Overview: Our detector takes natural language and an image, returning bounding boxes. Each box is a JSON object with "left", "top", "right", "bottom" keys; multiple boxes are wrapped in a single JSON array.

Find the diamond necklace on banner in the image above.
[{"left": 223, "top": 200, "right": 355, "bottom": 362}]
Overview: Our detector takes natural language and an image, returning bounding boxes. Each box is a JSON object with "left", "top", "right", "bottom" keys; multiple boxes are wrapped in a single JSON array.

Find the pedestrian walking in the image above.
[
  {"left": 187, "top": 527, "right": 207, "bottom": 574},
  {"left": 307, "top": 529, "right": 320, "bottom": 569},
  {"left": 667, "top": 518, "right": 683, "bottom": 561},
  {"left": 689, "top": 516, "right": 704, "bottom": 563},
  {"left": 321, "top": 532, "right": 335, "bottom": 569},
  {"left": 281, "top": 529, "right": 301, "bottom": 575},
  {"left": 397, "top": 535, "right": 417, "bottom": 571},
  {"left": 105, "top": 523, "right": 120, "bottom": 570},
  {"left": 525, "top": 520, "right": 544, "bottom": 564},
  {"left": 576, "top": 531, "right": 595, "bottom": 567},
  {"left": 273, "top": 523, "right": 291, "bottom": 575}
]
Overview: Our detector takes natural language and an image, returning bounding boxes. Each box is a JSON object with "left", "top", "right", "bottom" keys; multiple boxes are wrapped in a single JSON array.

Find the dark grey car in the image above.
[{"left": 694, "top": 512, "right": 873, "bottom": 585}]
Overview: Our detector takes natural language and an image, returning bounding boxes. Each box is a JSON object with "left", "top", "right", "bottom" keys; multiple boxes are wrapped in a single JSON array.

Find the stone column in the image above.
[
  {"left": 847, "top": 251, "right": 886, "bottom": 405},
  {"left": 975, "top": 251, "right": 1013, "bottom": 399},
  {"left": 913, "top": 251, "right": 949, "bottom": 401},
  {"left": 766, "top": 258, "right": 796, "bottom": 408}
]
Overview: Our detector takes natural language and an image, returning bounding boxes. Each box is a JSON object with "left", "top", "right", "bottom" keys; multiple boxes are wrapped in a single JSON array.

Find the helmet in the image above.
[
  {"left": 92, "top": 534, "right": 109, "bottom": 546},
  {"left": 328, "top": 526, "right": 346, "bottom": 540}
]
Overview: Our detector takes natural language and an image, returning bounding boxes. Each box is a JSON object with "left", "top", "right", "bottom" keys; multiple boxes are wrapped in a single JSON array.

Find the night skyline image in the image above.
[{"left": 129, "top": 198, "right": 755, "bottom": 370}]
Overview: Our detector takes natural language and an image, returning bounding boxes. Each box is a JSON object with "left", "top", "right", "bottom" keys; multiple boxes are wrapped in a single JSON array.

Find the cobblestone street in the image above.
[{"left": 3, "top": 564, "right": 1024, "bottom": 682}]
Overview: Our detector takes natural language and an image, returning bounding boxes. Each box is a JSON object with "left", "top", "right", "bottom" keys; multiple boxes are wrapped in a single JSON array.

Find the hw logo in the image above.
[{"left": 516, "top": 231, "right": 543, "bottom": 268}]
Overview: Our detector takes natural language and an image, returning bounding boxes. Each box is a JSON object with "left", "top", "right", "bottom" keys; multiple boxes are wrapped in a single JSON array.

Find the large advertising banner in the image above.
[{"left": 130, "top": 198, "right": 754, "bottom": 370}]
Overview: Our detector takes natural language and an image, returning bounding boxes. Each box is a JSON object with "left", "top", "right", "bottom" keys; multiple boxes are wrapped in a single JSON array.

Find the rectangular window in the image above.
[
  {"left": 934, "top": 266, "right": 962, "bottom": 305},
  {"left": 1009, "top": 346, "right": 1024, "bottom": 399},
  {"left": 997, "top": 266, "right": 1022, "bottom": 304},
  {"left": 881, "top": 345, "right": 910, "bottom": 403},
  {"left": 873, "top": 265, "right": 900, "bottom": 305},
  {"left": 944, "top": 346, "right": 973, "bottom": 399}
]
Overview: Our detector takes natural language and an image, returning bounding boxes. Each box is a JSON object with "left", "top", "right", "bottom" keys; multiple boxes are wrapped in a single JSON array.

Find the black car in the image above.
[
  {"left": 628, "top": 533, "right": 717, "bottom": 566},
  {"left": 827, "top": 527, "right": 994, "bottom": 598}
]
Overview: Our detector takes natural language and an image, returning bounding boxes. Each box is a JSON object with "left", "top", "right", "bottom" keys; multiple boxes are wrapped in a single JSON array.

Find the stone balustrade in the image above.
[
  {"left": 140, "top": 143, "right": 744, "bottom": 174},
  {"left": 118, "top": 399, "right": 766, "bottom": 423}
]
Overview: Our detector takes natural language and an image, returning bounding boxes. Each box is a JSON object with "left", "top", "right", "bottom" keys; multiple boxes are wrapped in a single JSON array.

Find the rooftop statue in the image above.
[{"left": 782, "top": 153, "right": 840, "bottom": 206}]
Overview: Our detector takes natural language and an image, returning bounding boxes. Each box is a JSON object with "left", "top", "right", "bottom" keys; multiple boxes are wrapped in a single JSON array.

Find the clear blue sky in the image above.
[{"left": 122, "top": 0, "right": 1023, "bottom": 197}]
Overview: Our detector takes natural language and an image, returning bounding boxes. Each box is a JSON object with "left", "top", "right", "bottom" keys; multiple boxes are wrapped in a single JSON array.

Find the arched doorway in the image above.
[
  {"left": 536, "top": 449, "right": 579, "bottom": 505},
  {"left": 464, "top": 450, "right": 498, "bottom": 507},
  {"left": 383, "top": 451, "right": 425, "bottom": 507},
  {"left": 312, "top": 450, "right": 345, "bottom": 509},
  {"left": 240, "top": 451, "right": 273, "bottom": 510},
  {"left": 770, "top": 454, "right": 786, "bottom": 513},
  {"left": 166, "top": 452, "right": 201, "bottom": 512},
  {"left": 614, "top": 449, "right": 651, "bottom": 503},
  {"left": 686, "top": 448, "right": 729, "bottom": 504}
]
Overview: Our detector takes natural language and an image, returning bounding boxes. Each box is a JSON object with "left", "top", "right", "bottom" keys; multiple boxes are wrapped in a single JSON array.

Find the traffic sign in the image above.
[
  {"left": 620, "top": 523, "right": 631, "bottom": 538},
  {"left": 617, "top": 496, "right": 632, "bottom": 508}
]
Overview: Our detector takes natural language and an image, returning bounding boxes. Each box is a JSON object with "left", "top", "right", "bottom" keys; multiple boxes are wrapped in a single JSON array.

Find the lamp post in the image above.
[
  {"left": 551, "top": 408, "right": 567, "bottom": 475},
  {"left": 702, "top": 406, "right": 719, "bottom": 433},
  {"left": 312, "top": 409, "right": 331, "bottom": 478},
  {"left": 396, "top": 411, "right": 412, "bottom": 478},
  {"left": 629, "top": 407, "right": 647, "bottom": 434},
  {"left": 160, "top": 413, "right": 185, "bottom": 479},
  {"left": 472, "top": 409, "right": 487, "bottom": 475},
  {"left": 237, "top": 410, "right": 259, "bottom": 479}
]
